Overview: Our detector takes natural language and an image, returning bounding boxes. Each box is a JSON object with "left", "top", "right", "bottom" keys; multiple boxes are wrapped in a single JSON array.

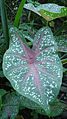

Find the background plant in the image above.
[{"left": 0, "top": 0, "right": 67, "bottom": 119}]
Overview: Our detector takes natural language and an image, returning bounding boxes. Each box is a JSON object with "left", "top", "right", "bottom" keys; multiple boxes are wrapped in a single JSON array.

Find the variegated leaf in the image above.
[
  {"left": 3, "top": 27, "right": 63, "bottom": 115},
  {"left": 24, "top": 3, "right": 67, "bottom": 21}
]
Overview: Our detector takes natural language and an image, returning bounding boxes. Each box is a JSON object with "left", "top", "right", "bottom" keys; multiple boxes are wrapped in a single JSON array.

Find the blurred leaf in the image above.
[
  {"left": 49, "top": 99, "right": 63, "bottom": 116},
  {"left": 19, "top": 23, "right": 37, "bottom": 37},
  {"left": 0, "top": 70, "right": 4, "bottom": 77},
  {"left": 19, "top": 23, "right": 34, "bottom": 43},
  {"left": 31, "top": 110, "right": 39, "bottom": 119},
  {"left": 0, "top": 92, "right": 19, "bottom": 119},
  {"left": 0, "top": 34, "right": 7, "bottom": 55},
  {"left": 0, "top": 33, "right": 6, "bottom": 77},
  {"left": 0, "top": 89, "right": 6, "bottom": 111},
  {"left": 63, "top": 67, "right": 67, "bottom": 72},
  {"left": 0, "top": 0, "right": 9, "bottom": 49},
  {"left": 0, "top": 55, "right": 4, "bottom": 77},
  {"left": 0, "top": 89, "right": 6, "bottom": 97},
  {"left": 54, "top": 21, "right": 67, "bottom": 36},
  {"left": 15, "top": 115, "right": 24, "bottom": 119},
  {"left": 55, "top": 35, "right": 67, "bottom": 52},
  {"left": 61, "top": 58, "right": 67, "bottom": 64},
  {"left": 24, "top": 3, "right": 67, "bottom": 21}
]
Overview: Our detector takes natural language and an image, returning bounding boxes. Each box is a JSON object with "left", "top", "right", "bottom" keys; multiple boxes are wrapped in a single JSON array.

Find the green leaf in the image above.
[
  {"left": 37, "top": 4, "right": 67, "bottom": 21},
  {"left": 19, "top": 23, "right": 35, "bottom": 43},
  {"left": 17, "top": 93, "right": 63, "bottom": 117},
  {"left": 49, "top": 99, "right": 63, "bottom": 116},
  {"left": 63, "top": 67, "right": 67, "bottom": 72},
  {"left": 0, "top": 89, "right": 6, "bottom": 97},
  {"left": 0, "top": 34, "right": 7, "bottom": 55},
  {"left": 55, "top": 35, "right": 67, "bottom": 52},
  {"left": 14, "top": 0, "right": 26, "bottom": 27},
  {"left": 0, "top": 92, "right": 19, "bottom": 119},
  {"left": 19, "top": 95, "right": 40, "bottom": 110},
  {"left": 24, "top": 3, "right": 67, "bottom": 21},
  {"left": 3, "top": 27, "right": 63, "bottom": 115},
  {"left": 61, "top": 58, "right": 67, "bottom": 64},
  {"left": 0, "top": 34, "right": 6, "bottom": 77},
  {"left": 24, "top": 3, "right": 41, "bottom": 16},
  {"left": 0, "top": 55, "right": 4, "bottom": 77},
  {"left": 0, "top": 0, "right": 9, "bottom": 48},
  {"left": 0, "top": 89, "right": 6, "bottom": 111},
  {"left": 36, "top": 99, "right": 63, "bottom": 117}
]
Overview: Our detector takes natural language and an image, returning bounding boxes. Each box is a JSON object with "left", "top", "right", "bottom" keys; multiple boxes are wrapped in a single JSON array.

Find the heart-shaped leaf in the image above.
[
  {"left": 24, "top": 3, "right": 67, "bottom": 21},
  {"left": 3, "top": 27, "right": 63, "bottom": 115}
]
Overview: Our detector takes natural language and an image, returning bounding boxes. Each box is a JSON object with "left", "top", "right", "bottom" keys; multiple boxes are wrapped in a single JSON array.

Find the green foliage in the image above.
[
  {"left": 19, "top": 23, "right": 36, "bottom": 43},
  {"left": 36, "top": 99, "right": 63, "bottom": 117},
  {"left": 0, "top": 32, "right": 8, "bottom": 77},
  {"left": 0, "top": 0, "right": 67, "bottom": 118},
  {"left": 0, "top": 55, "right": 4, "bottom": 77},
  {"left": 14, "top": 0, "right": 26, "bottom": 27},
  {"left": 0, "top": 92, "right": 19, "bottom": 119},
  {"left": 0, "top": 0, "right": 9, "bottom": 48},
  {"left": 0, "top": 90, "right": 66, "bottom": 118},
  {"left": 55, "top": 35, "right": 67, "bottom": 52},
  {"left": 24, "top": 3, "right": 67, "bottom": 21},
  {"left": 19, "top": 94, "right": 40, "bottom": 110},
  {"left": 0, "top": 89, "right": 6, "bottom": 111},
  {"left": 63, "top": 67, "right": 67, "bottom": 72},
  {"left": 61, "top": 58, "right": 67, "bottom": 65},
  {"left": 0, "top": 89, "right": 6, "bottom": 98}
]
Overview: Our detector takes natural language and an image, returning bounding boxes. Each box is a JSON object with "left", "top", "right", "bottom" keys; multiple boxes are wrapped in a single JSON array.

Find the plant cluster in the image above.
[{"left": 0, "top": 0, "right": 67, "bottom": 119}]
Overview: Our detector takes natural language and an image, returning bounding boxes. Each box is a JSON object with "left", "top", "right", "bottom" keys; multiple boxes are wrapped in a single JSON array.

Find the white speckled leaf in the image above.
[
  {"left": 24, "top": 3, "right": 67, "bottom": 21},
  {"left": 36, "top": 99, "right": 63, "bottom": 117},
  {"left": 19, "top": 95, "right": 41, "bottom": 109},
  {"left": 24, "top": 3, "right": 40, "bottom": 16},
  {"left": 37, "top": 4, "right": 67, "bottom": 21},
  {"left": 3, "top": 27, "right": 63, "bottom": 115}
]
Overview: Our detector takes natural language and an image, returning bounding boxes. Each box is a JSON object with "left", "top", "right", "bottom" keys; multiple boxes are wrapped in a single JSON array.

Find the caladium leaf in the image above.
[
  {"left": 3, "top": 27, "right": 63, "bottom": 115},
  {"left": 37, "top": 4, "right": 67, "bottom": 21},
  {"left": 36, "top": 99, "right": 63, "bottom": 117},
  {"left": 24, "top": 3, "right": 40, "bottom": 16},
  {"left": 24, "top": 3, "right": 67, "bottom": 21},
  {"left": 19, "top": 95, "right": 40, "bottom": 110}
]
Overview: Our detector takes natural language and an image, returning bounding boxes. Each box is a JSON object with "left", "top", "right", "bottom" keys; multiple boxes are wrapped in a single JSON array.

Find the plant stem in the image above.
[
  {"left": 0, "top": 0, "right": 9, "bottom": 49},
  {"left": 14, "top": 0, "right": 26, "bottom": 27}
]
